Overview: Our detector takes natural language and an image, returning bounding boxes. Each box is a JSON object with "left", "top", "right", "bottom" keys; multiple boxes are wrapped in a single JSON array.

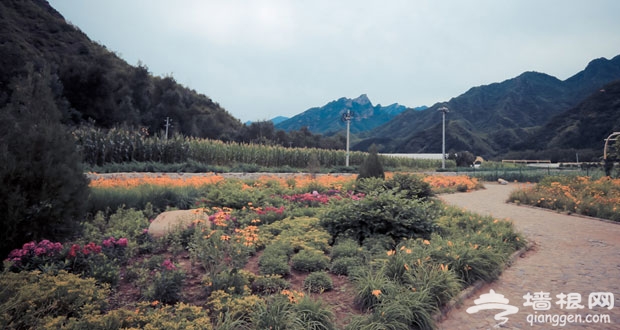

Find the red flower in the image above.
[{"left": 68, "top": 244, "right": 80, "bottom": 258}]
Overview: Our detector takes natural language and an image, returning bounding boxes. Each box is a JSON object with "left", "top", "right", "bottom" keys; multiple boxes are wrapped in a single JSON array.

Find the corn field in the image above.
[{"left": 73, "top": 126, "right": 442, "bottom": 169}]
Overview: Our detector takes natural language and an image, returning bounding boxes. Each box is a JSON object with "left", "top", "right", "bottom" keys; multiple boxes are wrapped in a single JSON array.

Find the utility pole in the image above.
[
  {"left": 438, "top": 106, "right": 449, "bottom": 169},
  {"left": 164, "top": 117, "right": 172, "bottom": 140},
  {"left": 342, "top": 109, "right": 353, "bottom": 166}
]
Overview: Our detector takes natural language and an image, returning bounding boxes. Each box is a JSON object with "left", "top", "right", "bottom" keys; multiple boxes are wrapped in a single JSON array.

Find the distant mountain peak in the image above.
[{"left": 353, "top": 94, "right": 371, "bottom": 105}]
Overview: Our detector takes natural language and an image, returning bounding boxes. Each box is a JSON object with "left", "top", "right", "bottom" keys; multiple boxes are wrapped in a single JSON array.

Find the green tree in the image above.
[
  {"left": 0, "top": 65, "right": 89, "bottom": 259},
  {"left": 448, "top": 150, "right": 476, "bottom": 167},
  {"left": 357, "top": 144, "right": 384, "bottom": 180}
]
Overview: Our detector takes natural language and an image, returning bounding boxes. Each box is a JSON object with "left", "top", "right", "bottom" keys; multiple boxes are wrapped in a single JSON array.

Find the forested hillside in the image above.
[{"left": 0, "top": 0, "right": 243, "bottom": 139}]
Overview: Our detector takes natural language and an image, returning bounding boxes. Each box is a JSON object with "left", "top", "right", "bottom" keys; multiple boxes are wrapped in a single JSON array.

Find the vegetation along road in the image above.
[{"left": 438, "top": 183, "right": 620, "bottom": 329}]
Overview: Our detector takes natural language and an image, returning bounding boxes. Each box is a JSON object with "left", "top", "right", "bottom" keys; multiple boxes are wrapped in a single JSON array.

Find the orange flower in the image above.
[
  {"left": 372, "top": 289, "right": 382, "bottom": 297},
  {"left": 423, "top": 240, "right": 431, "bottom": 245},
  {"left": 386, "top": 250, "right": 395, "bottom": 256}
]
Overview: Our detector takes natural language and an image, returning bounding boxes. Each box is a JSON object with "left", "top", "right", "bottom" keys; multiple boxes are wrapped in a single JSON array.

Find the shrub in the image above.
[
  {"left": 207, "top": 290, "right": 265, "bottom": 321},
  {"left": 384, "top": 173, "right": 433, "bottom": 200},
  {"left": 357, "top": 145, "right": 385, "bottom": 180},
  {"left": 104, "top": 207, "right": 150, "bottom": 240},
  {"left": 0, "top": 270, "right": 109, "bottom": 329},
  {"left": 259, "top": 217, "right": 331, "bottom": 253},
  {"left": 65, "top": 302, "right": 215, "bottom": 330},
  {"left": 321, "top": 191, "right": 440, "bottom": 245},
  {"left": 258, "top": 253, "right": 290, "bottom": 276},
  {"left": 291, "top": 249, "right": 329, "bottom": 272},
  {"left": 330, "top": 257, "right": 362, "bottom": 276},
  {"left": 304, "top": 272, "right": 334, "bottom": 293},
  {"left": 208, "top": 268, "right": 251, "bottom": 295},
  {"left": 252, "top": 275, "right": 290, "bottom": 295},
  {"left": 142, "top": 259, "right": 185, "bottom": 304},
  {"left": 330, "top": 238, "right": 361, "bottom": 260}
]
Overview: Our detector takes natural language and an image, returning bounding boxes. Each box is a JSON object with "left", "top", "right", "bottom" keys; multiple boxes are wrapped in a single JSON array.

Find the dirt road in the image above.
[{"left": 437, "top": 183, "right": 620, "bottom": 330}]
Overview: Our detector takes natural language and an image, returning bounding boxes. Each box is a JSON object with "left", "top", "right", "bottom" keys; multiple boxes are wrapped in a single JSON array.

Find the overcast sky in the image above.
[{"left": 48, "top": 0, "right": 620, "bottom": 122}]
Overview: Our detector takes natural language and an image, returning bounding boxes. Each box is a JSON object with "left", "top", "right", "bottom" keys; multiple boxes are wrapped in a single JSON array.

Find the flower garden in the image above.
[
  {"left": 2, "top": 173, "right": 525, "bottom": 329},
  {"left": 508, "top": 176, "right": 620, "bottom": 221}
]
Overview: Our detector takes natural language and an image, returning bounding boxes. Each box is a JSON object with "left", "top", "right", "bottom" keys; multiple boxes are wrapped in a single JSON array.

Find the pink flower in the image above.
[
  {"left": 53, "top": 242, "right": 62, "bottom": 252},
  {"left": 162, "top": 259, "right": 176, "bottom": 271},
  {"left": 34, "top": 247, "right": 46, "bottom": 256},
  {"left": 7, "top": 248, "right": 25, "bottom": 260},
  {"left": 23, "top": 241, "right": 36, "bottom": 251},
  {"left": 116, "top": 238, "right": 128, "bottom": 247},
  {"left": 102, "top": 238, "right": 114, "bottom": 248}
]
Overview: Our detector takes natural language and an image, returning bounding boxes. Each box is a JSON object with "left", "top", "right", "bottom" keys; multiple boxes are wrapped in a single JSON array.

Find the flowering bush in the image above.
[
  {"left": 142, "top": 259, "right": 185, "bottom": 304},
  {"left": 253, "top": 205, "right": 287, "bottom": 224},
  {"left": 509, "top": 176, "right": 620, "bottom": 221},
  {"left": 5, "top": 240, "right": 64, "bottom": 271}
]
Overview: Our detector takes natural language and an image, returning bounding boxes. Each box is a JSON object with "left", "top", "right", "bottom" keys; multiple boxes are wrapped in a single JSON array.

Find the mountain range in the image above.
[
  {"left": 352, "top": 56, "right": 620, "bottom": 160},
  {"left": 275, "top": 94, "right": 420, "bottom": 135}
]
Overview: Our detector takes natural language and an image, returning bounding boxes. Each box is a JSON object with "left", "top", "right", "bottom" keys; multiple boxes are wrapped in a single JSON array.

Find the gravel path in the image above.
[{"left": 437, "top": 183, "right": 620, "bottom": 329}]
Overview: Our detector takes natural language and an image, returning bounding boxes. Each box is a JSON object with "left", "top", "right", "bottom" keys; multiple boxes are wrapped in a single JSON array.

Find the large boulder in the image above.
[{"left": 148, "top": 210, "right": 209, "bottom": 237}]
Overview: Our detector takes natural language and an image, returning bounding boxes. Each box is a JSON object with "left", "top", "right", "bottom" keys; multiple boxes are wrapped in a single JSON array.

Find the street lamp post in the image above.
[
  {"left": 438, "top": 107, "right": 449, "bottom": 169},
  {"left": 343, "top": 109, "right": 353, "bottom": 166}
]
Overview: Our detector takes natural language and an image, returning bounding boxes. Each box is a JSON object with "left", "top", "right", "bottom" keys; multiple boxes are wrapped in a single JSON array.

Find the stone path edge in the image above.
[{"left": 506, "top": 202, "right": 620, "bottom": 226}]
